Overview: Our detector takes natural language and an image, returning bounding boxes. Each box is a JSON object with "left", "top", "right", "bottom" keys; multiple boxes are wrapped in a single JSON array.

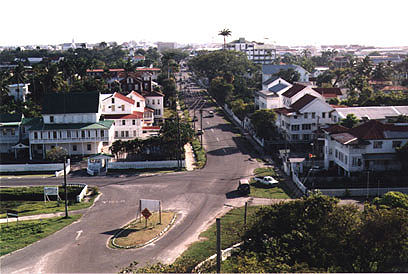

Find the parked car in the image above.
[
  {"left": 254, "top": 176, "right": 278, "bottom": 186},
  {"left": 208, "top": 110, "right": 214, "bottom": 117},
  {"left": 237, "top": 179, "right": 250, "bottom": 195},
  {"left": 197, "top": 129, "right": 204, "bottom": 135}
]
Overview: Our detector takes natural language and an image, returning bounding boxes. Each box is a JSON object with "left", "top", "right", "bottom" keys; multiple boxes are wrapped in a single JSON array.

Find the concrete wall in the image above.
[
  {"left": 0, "top": 161, "right": 70, "bottom": 173},
  {"left": 108, "top": 160, "right": 185, "bottom": 169}
]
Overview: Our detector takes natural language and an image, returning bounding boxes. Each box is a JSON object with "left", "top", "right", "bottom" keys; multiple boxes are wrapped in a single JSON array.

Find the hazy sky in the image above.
[{"left": 1, "top": 0, "right": 407, "bottom": 47}]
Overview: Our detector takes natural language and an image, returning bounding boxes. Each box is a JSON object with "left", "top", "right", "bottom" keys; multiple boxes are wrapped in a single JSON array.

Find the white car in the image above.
[{"left": 254, "top": 176, "right": 279, "bottom": 186}]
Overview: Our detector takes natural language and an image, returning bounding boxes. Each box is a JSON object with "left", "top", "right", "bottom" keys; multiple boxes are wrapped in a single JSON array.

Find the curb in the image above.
[{"left": 110, "top": 212, "right": 177, "bottom": 249}]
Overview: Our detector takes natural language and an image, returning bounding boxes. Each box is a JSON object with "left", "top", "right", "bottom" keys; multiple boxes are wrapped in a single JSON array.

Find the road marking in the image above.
[
  {"left": 211, "top": 128, "right": 214, "bottom": 133},
  {"left": 75, "top": 230, "right": 83, "bottom": 240},
  {"left": 216, "top": 137, "right": 219, "bottom": 142},
  {"left": 206, "top": 121, "right": 209, "bottom": 125}
]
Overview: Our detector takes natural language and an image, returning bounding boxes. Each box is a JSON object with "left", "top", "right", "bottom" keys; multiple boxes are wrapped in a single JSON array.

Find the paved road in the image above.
[{"left": 0, "top": 86, "right": 262, "bottom": 273}]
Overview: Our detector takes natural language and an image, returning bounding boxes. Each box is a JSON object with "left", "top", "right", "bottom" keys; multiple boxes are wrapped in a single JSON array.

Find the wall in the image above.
[
  {"left": 319, "top": 187, "right": 408, "bottom": 197},
  {"left": 108, "top": 160, "right": 185, "bottom": 169},
  {"left": 0, "top": 161, "right": 70, "bottom": 173},
  {"left": 43, "top": 113, "right": 99, "bottom": 124}
]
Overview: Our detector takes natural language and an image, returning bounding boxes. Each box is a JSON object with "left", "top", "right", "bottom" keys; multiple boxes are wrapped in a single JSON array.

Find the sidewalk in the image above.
[{"left": 0, "top": 209, "right": 85, "bottom": 224}]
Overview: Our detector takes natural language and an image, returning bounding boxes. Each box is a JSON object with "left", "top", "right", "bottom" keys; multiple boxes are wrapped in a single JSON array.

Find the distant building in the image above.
[
  {"left": 7, "top": 83, "right": 30, "bottom": 102},
  {"left": 262, "top": 64, "right": 310, "bottom": 83},
  {"left": 157, "top": 42, "right": 176, "bottom": 51},
  {"left": 226, "top": 37, "right": 276, "bottom": 64}
]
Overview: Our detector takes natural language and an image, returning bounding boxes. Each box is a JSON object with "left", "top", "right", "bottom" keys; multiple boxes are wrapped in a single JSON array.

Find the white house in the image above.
[
  {"left": 262, "top": 64, "right": 310, "bottom": 83},
  {"left": 7, "top": 83, "right": 30, "bottom": 102},
  {"left": 281, "top": 84, "right": 323, "bottom": 108},
  {"left": 255, "top": 78, "right": 292, "bottom": 110},
  {"left": 28, "top": 92, "right": 115, "bottom": 159},
  {"left": 323, "top": 120, "right": 408, "bottom": 176},
  {"left": 275, "top": 93, "right": 334, "bottom": 142}
]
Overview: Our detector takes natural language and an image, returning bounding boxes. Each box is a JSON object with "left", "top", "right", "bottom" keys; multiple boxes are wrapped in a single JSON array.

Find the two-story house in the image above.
[
  {"left": 28, "top": 92, "right": 114, "bottom": 159},
  {"left": 275, "top": 93, "right": 334, "bottom": 142},
  {"left": 323, "top": 120, "right": 408, "bottom": 176},
  {"left": 0, "top": 113, "right": 23, "bottom": 153}
]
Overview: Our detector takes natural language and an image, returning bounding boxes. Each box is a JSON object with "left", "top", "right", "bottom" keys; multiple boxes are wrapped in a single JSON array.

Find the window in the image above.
[
  {"left": 329, "top": 148, "right": 333, "bottom": 155},
  {"left": 115, "top": 131, "right": 118, "bottom": 138},
  {"left": 292, "top": 134, "right": 299, "bottom": 140},
  {"left": 87, "top": 130, "right": 90, "bottom": 138},
  {"left": 303, "top": 134, "right": 310, "bottom": 140},
  {"left": 121, "top": 131, "right": 125, "bottom": 137},
  {"left": 87, "top": 144, "right": 91, "bottom": 151},
  {"left": 352, "top": 157, "right": 361, "bottom": 166},
  {"left": 34, "top": 132, "right": 38, "bottom": 139},
  {"left": 73, "top": 145, "right": 77, "bottom": 151},
  {"left": 67, "top": 131, "right": 71, "bottom": 138},
  {"left": 50, "top": 116, "right": 54, "bottom": 123},
  {"left": 111, "top": 105, "right": 115, "bottom": 111},
  {"left": 157, "top": 99, "right": 160, "bottom": 105},
  {"left": 81, "top": 131, "right": 85, "bottom": 138},
  {"left": 302, "top": 124, "right": 311, "bottom": 130},
  {"left": 322, "top": 112, "right": 326, "bottom": 118},
  {"left": 132, "top": 120, "right": 135, "bottom": 125},
  {"left": 101, "top": 130, "right": 105, "bottom": 137},
  {"left": 393, "top": 141, "right": 402, "bottom": 148},
  {"left": 345, "top": 155, "right": 348, "bottom": 164},
  {"left": 53, "top": 131, "right": 57, "bottom": 139},
  {"left": 152, "top": 100, "right": 155, "bottom": 105},
  {"left": 335, "top": 149, "right": 338, "bottom": 158},
  {"left": 294, "top": 115, "right": 298, "bottom": 119},
  {"left": 133, "top": 130, "right": 136, "bottom": 137},
  {"left": 291, "top": 125, "right": 300, "bottom": 131},
  {"left": 312, "top": 112, "right": 316, "bottom": 119},
  {"left": 111, "top": 98, "right": 115, "bottom": 103},
  {"left": 125, "top": 131, "right": 129, "bottom": 137},
  {"left": 304, "top": 113, "right": 308, "bottom": 119},
  {"left": 122, "top": 120, "right": 126, "bottom": 126},
  {"left": 121, "top": 105, "right": 125, "bottom": 111},
  {"left": 329, "top": 112, "right": 332, "bottom": 118},
  {"left": 373, "top": 141, "right": 383, "bottom": 149},
  {"left": 137, "top": 102, "right": 140, "bottom": 107}
]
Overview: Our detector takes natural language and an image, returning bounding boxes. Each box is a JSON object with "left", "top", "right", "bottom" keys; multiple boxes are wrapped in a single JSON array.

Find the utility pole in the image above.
[
  {"left": 63, "top": 156, "right": 68, "bottom": 218},
  {"left": 199, "top": 108, "right": 203, "bottom": 148},
  {"left": 176, "top": 114, "right": 181, "bottom": 169}
]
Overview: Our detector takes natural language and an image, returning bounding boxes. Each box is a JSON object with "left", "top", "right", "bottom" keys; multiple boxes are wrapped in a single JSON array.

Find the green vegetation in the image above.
[
  {"left": 0, "top": 215, "right": 81, "bottom": 256},
  {"left": 111, "top": 211, "right": 175, "bottom": 248},
  {"left": 0, "top": 186, "right": 98, "bottom": 218},
  {"left": 191, "top": 138, "right": 206, "bottom": 168},
  {"left": 121, "top": 205, "right": 264, "bottom": 273},
  {"left": 249, "top": 167, "right": 291, "bottom": 199}
]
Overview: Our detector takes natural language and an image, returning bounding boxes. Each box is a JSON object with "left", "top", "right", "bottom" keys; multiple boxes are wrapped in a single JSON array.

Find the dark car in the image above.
[{"left": 237, "top": 179, "right": 250, "bottom": 195}]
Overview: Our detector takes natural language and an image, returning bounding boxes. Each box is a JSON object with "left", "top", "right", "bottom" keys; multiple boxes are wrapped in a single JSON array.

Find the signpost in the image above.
[
  {"left": 44, "top": 186, "right": 60, "bottom": 203},
  {"left": 141, "top": 208, "right": 152, "bottom": 228},
  {"left": 6, "top": 210, "right": 18, "bottom": 226},
  {"left": 139, "top": 199, "right": 161, "bottom": 224}
]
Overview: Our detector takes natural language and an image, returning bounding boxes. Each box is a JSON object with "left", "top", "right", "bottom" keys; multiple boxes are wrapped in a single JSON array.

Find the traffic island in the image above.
[{"left": 110, "top": 211, "right": 176, "bottom": 249}]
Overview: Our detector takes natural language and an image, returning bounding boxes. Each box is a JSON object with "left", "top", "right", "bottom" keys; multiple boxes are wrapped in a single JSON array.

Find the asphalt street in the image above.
[{"left": 0, "top": 81, "right": 263, "bottom": 273}]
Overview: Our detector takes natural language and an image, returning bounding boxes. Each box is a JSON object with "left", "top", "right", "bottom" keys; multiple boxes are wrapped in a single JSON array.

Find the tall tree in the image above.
[{"left": 218, "top": 28, "right": 232, "bottom": 50}]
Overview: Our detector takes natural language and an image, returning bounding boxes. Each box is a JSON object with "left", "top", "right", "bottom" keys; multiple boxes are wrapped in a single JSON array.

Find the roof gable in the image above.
[
  {"left": 281, "top": 83, "right": 307, "bottom": 98},
  {"left": 312, "top": 87, "right": 342, "bottom": 97},
  {"left": 127, "top": 91, "right": 145, "bottom": 101},
  {"left": 42, "top": 92, "right": 100, "bottom": 114},
  {"left": 290, "top": 94, "right": 317, "bottom": 111},
  {"left": 113, "top": 92, "right": 135, "bottom": 104}
]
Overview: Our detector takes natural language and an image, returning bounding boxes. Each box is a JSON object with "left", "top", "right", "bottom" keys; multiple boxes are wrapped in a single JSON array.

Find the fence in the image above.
[
  {"left": 223, "top": 104, "right": 244, "bottom": 127},
  {"left": 0, "top": 159, "right": 70, "bottom": 175},
  {"left": 319, "top": 187, "right": 408, "bottom": 197},
  {"left": 67, "top": 183, "right": 88, "bottom": 202},
  {"left": 108, "top": 160, "right": 185, "bottom": 170},
  {"left": 292, "top": 172, "right": 307, "bottom": 194}
]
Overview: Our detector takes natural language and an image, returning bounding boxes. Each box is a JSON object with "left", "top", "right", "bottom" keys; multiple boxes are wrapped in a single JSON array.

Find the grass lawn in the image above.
[
  {"left": 111, "top": 211, "right": 175, "bottom": 248},
  {"left": 173, "top": 205, "right": 263, "bottom": 271},
  {"left": 0, "top": 187, "right": 98, "bottom": 218},
  {"left": 191, "top": 138, "right": 206, "bottom": 168},
  {"left": 0, "top": 215, "right": 81, "bottom": 256},
  {"left": 249, "top": 167, "right": 291, "bottom": 199}
]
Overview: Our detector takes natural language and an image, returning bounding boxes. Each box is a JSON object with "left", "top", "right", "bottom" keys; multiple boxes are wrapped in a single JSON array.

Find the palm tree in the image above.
[{"left": 218, "top": 28, "right": 231, "bottom": 50}]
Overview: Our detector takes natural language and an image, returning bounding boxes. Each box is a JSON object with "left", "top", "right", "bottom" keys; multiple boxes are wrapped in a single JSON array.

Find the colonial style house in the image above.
[
  {"left": 323, "top": 120, "right": 408, "bottom": 176},
  {"left": 275, "top": 93, "right": 334, "bottom": 142},
  {"left": 255, "top": 77, "right": 292, "bottom": 110},
  {"left": 28, "top": 92, "right": 115, "bottom": 159}
]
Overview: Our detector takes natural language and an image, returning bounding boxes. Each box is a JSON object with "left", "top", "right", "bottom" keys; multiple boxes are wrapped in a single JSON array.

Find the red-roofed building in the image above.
[{"left": 323, "top": 120, "right": 408, "bottom": 175}]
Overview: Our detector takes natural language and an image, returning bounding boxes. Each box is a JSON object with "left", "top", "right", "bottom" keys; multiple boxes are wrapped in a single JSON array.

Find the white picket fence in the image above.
[
  {"left": 67, "top": 183, "right": 88, "bottom": 202},
  {"left": 292, "top": 172, "right": 307, "bottom": 194},
  {"left": 0, "top": 159, "right": 70, "bottom": 177},
  {"left": 319, "top": 187, "right": 408, "bottom": 197},
  {"left": 108, "top": 160, "right": 185, "bottom": 170}
]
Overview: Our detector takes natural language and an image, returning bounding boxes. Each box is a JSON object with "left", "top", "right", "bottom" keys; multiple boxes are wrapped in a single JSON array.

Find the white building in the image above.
[
  {"left": 7, "top": 83, "right": 30, "bottom": 102},
  {"left": 226, "top": 38, "right": 276, "bottom": 64},
  {"left": 255, "top": 77, "right": 292, "bottom": 110},
  {"left": 0, "top": 113, "right": 23, "bottom": 153},
  {"left": 331, "top": 106, "right": 408, "bottom": 124},
  {"left": 323, "top": 120, "right": 408, "bottom": 176},
  {"left": 28, "top": 92, "right": 114, "bottom": 159}
]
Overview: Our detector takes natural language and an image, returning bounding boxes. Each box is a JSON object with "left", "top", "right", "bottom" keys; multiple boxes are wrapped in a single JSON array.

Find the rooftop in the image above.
[
  {"left": 281, "top": 84, "right": 307, "bottom": 98},
  {"left": 42, "top": 92, "right": 100, "bottom": 114},
  {"left": 290, "top": 94, "right": 317, "bottom": 111}
]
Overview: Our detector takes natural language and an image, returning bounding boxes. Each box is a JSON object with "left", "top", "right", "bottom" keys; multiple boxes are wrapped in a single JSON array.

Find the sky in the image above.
[{"left": 1, "top": 0, "right": 407, "bottom": 47}]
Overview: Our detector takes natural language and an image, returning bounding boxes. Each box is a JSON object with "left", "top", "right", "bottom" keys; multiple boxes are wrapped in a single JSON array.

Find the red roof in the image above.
[
  {"left": 114, "top": 92, "right": 135, "bottom": 104},
  {"left": 136, "top": 67, "right": 160, "bottom": 71},
  {"left": 86, "top": 68, "right": 125, "bottom": 73},
  {"left": 104, "top": 113, "right": 143, "bottom": 119},
  {"left": 274, "top": 107, "right": 296, "bottom": 116},
  {"left": 142, "top": 126, "right": 161, "bottom": 130},
  {"left": 348, "top": 120, "right": 408, "bottom": 140},
  {"left": 330, "top": 104, "right": 348, "bottom": 108},
  {"left": 290, "top": 94, "right": 317, "bottom": 111},
  {"left": 381, "top": 85, "right": 408, "bottom": 91},
  {"left": 312, "top": 87, "right": 342, "bottom": 97},
  {"left": 144, "top": 107, "right": 154, "bottom": 112},
  {"left": 322, "top": 124, "right": 349, "bottom": 134},
  {"left": 281, "top": 84, "right": 307, "bottom": 98}
]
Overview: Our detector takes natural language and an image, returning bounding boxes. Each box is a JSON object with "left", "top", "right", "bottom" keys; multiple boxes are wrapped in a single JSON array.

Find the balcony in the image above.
[{"left": 30, "top": 136, "right": 110, "bottom": 144}]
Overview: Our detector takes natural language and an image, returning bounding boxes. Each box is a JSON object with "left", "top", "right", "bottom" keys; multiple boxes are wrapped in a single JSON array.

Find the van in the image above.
[{"left": 237, "top": 179, "right": 250, "bottom": 195}]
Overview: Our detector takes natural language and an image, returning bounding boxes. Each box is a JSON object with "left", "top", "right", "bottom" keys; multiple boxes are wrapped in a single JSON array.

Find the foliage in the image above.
[
  {"left": 222, "top": 193, "right": 408, "bottom": 273},
  {"left": 372, "top": 191, "right": 408, "bottom": 210},
  {"left": 45, "top": 146, "right": 67, "bottom": 162},
  {"left": 340, "top": 113, "right": 359, "bottom": 128},
  {"left": 209, "top": 76, "right": 234, "bottom": 103},
  {"left": 230, "top": 98, "right": 253, "bottom": 120},
  {"left": 273, "top": 68, "right": 300, "bottom": 83},
  {"left": 218, "top": 28, "right": 232, "bottom": 49},
  {"left": 250, "top": 109, "right": 277, "bottom": 139}
]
